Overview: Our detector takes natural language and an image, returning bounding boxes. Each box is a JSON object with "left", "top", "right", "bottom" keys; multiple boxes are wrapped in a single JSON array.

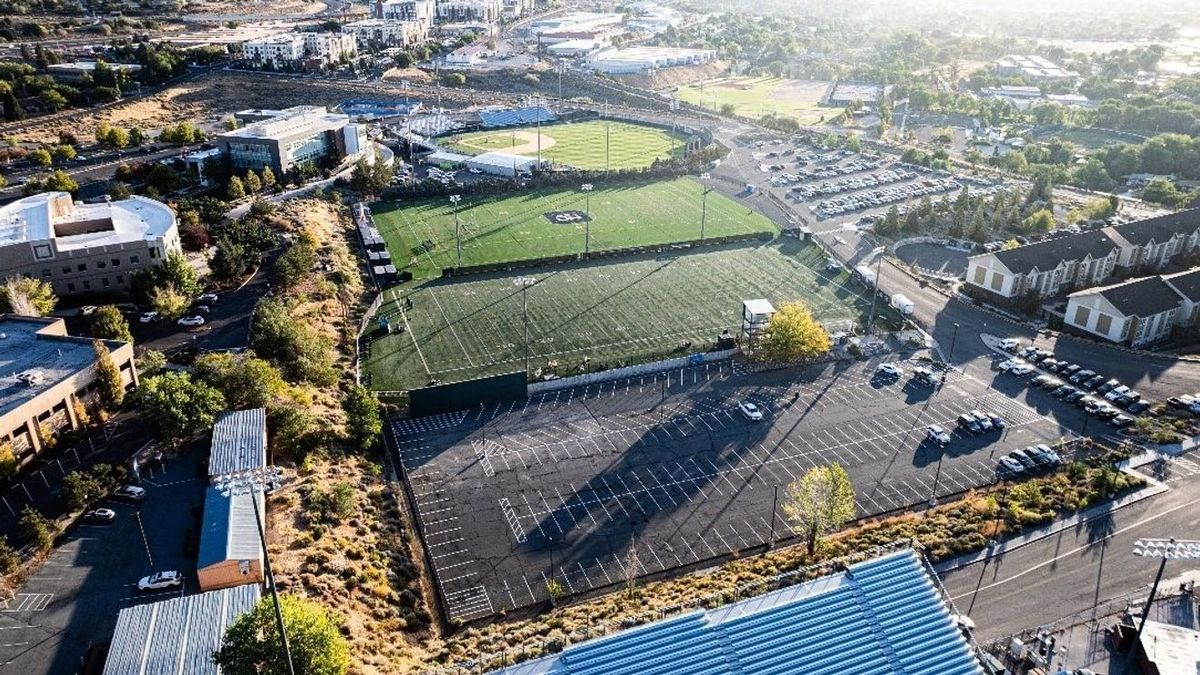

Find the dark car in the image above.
[
  {"left": 957, "top": 413, "right": 982, "bottom": 434},
  {"left": 1061, "top": 364, "right": 1082, "bottom": 377},
  {"left": 1009, "top": 449, "right": 1039, "bottom": 470},
  {"left": 1127, "top": 400, "right": 1152, "bottom": 415},
  {"left": 1039, "top": 378, "right": 1065, "bottom": 390},
  {"left": 1097, "top": 379, "right": 1121, "bottom": 394},
  {"left": 1042, "top": 359, "right": 1062, "bottom": 371},
  {"left": 1084, "top": 375, "right": 1106, "bottom": 390},
  {"left": 1052, "top": 385, "right": 1076, "bottom": 398},
  {"left": 1065, "top": 390, "right": 1087, "bottom": 404},
  {"left": 1069, "top": 369, "right": 1095, "bottom": 384}
]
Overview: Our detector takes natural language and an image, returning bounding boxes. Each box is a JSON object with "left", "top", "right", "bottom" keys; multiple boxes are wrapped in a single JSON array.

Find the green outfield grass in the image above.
[
  {"left": 371, "top": 178, "right": 777, "bottom": 280},
  {"left": 674, "top": 77, "right": 833, "bottom": 125},
  {"left": 440, "top": 120, "right": 686, "bottom": 170},
  {"left": 362, "top": 240, "right": 900, "bottom": 391}
]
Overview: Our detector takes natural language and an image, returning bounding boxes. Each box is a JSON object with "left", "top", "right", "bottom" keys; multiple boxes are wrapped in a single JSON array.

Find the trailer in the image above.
[
  {"left": 890, "top": 293, "right": 915, "bottom": 316},
  {"left": 853, "top": 264, "right": 877, "bottom": 287}
]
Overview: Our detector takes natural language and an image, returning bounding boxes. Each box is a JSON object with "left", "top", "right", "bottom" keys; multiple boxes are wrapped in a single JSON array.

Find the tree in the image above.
[
  {"left": 30, "top": 147, "right": 51, "bottom": 167},
  {"left": 781, "top": 464, "right": 855, "bottom": 554},
  {"left": 0, "top": 440, "right": 16, "bottom": 481},
  {"left": 193, "top": 353, "right": 287, "bottom": 410},
  {"left": 1022, "top": 208, "right": 1056, "bottom": 233},
  {"left": 93, "top": 339, "right": 126, "bottom": 410},
  {"left": 211, "top": 237, "right": 252, "bottom": 281},
  {"left": 91, "top": 305, "right": 132, "bottom": 342},
  {"left": 251, "top": 298, "right": 338, "bottom": 385},
  {"left": 1, "top": 276, "right": 56, "bottom": 315},
  {"left": 149, "top": 283, "right": 190, "bottom": 320},
  {"left": 0, "top": 538, "right": 17, "bottom": 575},
  {"left": 271, "top": 238, "right": 317, "bottom": 294},
  {"left": 342, "top": 385, "right": 382, "bottom": 451},
  {"left": 52, "top": 144, "right": 76, "bottom": 163},
  {"left": 876, "top": 205, "right": 900, "bottom": 236},
  {"left": 134, "top": 372, "right": 226, "bottom": 442},
  {"left": 260, "top": 165, "right": 277, "bottom": 190},
  {"left": 227, "top": 175, "right": 246, "bottom": 201},
  {"left": 394, "top": 51, "right": 414, "bottom": 69},
  {"left": 61, "top": 470, "right": 104, "bottom": 511},
  {"left": 128, "top": 126, "right": 146, "bottom": 146},
  {"left": 158, "top": 251, "right": 201, "bottom": 297},
  {"left": 756, "top": 301, "right": 831, "bottom": 362},
  {"left": 19, "top": 505, "right": 52, "bottom": 551},
  {"left": 214, "top": 594, "right": 349, "bottom": 675},
  {"left": 443, "top": 72, "right": 466, "bottom": 87},
  {"left": 245, "top": 169, "right": 262, "bottom": 193},
  {"left": 38, "top": 89, "right": 67, "bottom": 112},
  {"left": 349, "top": 156, "right": 390, "bottom": 196}
]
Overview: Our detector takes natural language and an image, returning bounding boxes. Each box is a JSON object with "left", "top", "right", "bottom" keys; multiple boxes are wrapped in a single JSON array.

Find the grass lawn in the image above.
[
  {"left": 674, "top": 77, "right": 833, "bottom": 125},
  {"left": 441, "top": 120, "right": 686, "bottom": 170},
  {"left": 1046, "top": 128, "right": 1135, "bottom": 151},
  {"left": 362, "top": 240, "right": 900, "bottom": 390},
  {"left": 371, "top": 178, "right": 777, "bottom": 280}
]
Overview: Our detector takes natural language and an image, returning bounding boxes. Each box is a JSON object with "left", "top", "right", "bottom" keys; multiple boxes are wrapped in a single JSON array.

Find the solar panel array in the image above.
[{"left": 492, "top": 549, "right": 983, "bottom": 675}]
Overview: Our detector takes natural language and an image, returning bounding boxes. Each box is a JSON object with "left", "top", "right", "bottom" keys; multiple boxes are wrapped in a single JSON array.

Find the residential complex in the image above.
[
  {"left": 0, "top": 191, "right": 181, "bottom": 297},
  {"left": 964, "top": 210, "right": 1200, "bottom": 303},
  {"left": 0, "top": 316, "right": 137, "bottom": 467},
  {"left": 342, "top": 18, "right": 427, "bottom": 48},
  {"left": 372, "top": 0, "right": 434, "bottom": 23},
  {"left": 241, "top": 33, "right": 304, "bottom": 69},
  {"left": 1064, "top": 269, "right": 1200, "bottom": 347},
  {"left": 436, "top": 0, "right": 504, "bottom": 24},
  {"left": 242, "top": 32, "right": 358, "bottom": 70},
  {"left": 217, "top": 106, "right": 368, "bottom": 176}
]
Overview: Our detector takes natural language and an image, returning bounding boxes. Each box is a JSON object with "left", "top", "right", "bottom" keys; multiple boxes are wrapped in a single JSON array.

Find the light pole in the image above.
[
  {"left": 215, "top": 466, "right": 295, "bottom": 675},
  {"left": 515, "top": 277, "right": 537, "bottom": 373},
  {"left": 698, "top": 172, "right": 711, "bottom": 241},
  {"left": 581, "top": 183, "right": 593, "bottom": 255},
  {"left": 449, "top": 194, "right": 462, "bottom": 269},
  {"left": 945, "top": 322, "right": 960, "bottom": 382},
  {"left": 866, "top": 246, "right": 886, "bottom": 332},
  {"left": 1125, "top": 539, "right": 1200, "bottom": 671}
]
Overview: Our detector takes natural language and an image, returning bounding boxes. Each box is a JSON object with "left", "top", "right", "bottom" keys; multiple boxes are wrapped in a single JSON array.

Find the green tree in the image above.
[
  {"left": 268, "top": 403, "right": 315, "bottom": 459},
  {"left": 214, "top": 595, "right": 349, "bottom": 675},
  {"left": 1, "top": 276, "right": 56, "bottom": 315},
  {"left": 443, "top": 72, "right": 466, "bottom": 87},
  {"left": 19, "top": 505, "right": 52, "bottom": 551},
  {"left": 876, "top": 205, "right": 900, "bottom": 236},
  {"left": 193, "top": 353, "right": 287, "bottom": 410},
  {"left": 756, "top": 301, "right": 831, "bottom": 362},
  {"left": 349, "top": 156, "right": 391, "bottom": 197},
  {"left": 134, "top": 372, "right": 226, "bottom": 442},
  {"left": 42, "top": 169, "right": 78, "bottom": 192},
  {"left": 394, "top": 52, "right": 414, "bottom": 68},
  {"left": 782, "top": 464, "right": 855, "bottom": 554},
  {"left": 30, "top": 147, "right": 52, "bottom": 167},
  {"left": 210, "top": 237, "right": 251, "bottom": 281},
  {"left": 93, "top": 340, "right": 126, "bottom": 410},
  {"left": 1022, "top": 208, "right": 1056, "bottom": 233},
  {"left": 260, "top": 165, "right": 277, "bottom": 190},
  {"left": 149, "top": 283, "right": 190, "bottom": 320},
  {"left": 251, "top": 298, "right": 338, "bottom": 386},
  {"left": 271, "top": 238, "right": 317, "bottom": 294},
  {"left": 0, "top": 538, "right": 18, "bottom": 574},
  {"left": 0, "top": 440, "right": 16, "bottom": 481},
  {"left": 245, "top": 169, "right": 262, "bottom": 193},
  {"left": 128, "top": 126, "right": 146, "bottom": 146},
  {"left": 227, "top": 175, "right": 246, "bottom": 201},
  {"left": 342, "top": 385, "right": 382, "bottom": 451},
  {"left": 158, "top": 251, "right": 201, "bottom": 297},
  {"left": 38, "top": 89, "right": 67, "bottom": 112},
  {"left": 61, "top": 470, "right": 104, "bottom": 511}
]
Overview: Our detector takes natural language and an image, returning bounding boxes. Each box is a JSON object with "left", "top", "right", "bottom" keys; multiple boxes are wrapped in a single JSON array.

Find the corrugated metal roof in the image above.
[
  {"left": 103, "top": 584, "right": 260, "bottom": 675},
  {"left": 208, "top": 408, "right": 267, "bottom": 478},
  {"left": 198, "top": 487, "right": 263, "bottom": 569},
  {"left": 492, "top": 549, "right": 984, "bottom": 675}
]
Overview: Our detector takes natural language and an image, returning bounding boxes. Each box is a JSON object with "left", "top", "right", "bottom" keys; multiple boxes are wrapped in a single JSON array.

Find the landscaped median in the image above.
[{"left": 421, "top": 443, "right": 1146, "bottom": 670}]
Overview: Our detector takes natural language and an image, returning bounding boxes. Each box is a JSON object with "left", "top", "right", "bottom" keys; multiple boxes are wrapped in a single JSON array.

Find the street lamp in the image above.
[
  {"left": 1125, "top": 538, "right": 1200, "bottom": 671},
  {"left": 865, "top": 246, "right": 886, "bottom": 333},
  {"left": 215, "top": 466, "right": 295, "bottom": 675},
  {"left": 698, "top": 173, "right": 712, "bottom": 242},
  {"left": 581, "top": 183, "right": 593, "bottom": 255},
  {"left": 515, "top": 277, "right": 537, "bottom": 374},
  {"left": 449, "top": 194, "right": 462, "bottom": 269}
]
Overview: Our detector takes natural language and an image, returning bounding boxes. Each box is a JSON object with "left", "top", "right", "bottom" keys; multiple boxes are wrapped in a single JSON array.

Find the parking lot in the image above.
[
  {"left": 392, "top": 353, "right": 1081, "bottom": 623},
  {"left": 0, "top": 452, "right": 205, "bottom": 673}
]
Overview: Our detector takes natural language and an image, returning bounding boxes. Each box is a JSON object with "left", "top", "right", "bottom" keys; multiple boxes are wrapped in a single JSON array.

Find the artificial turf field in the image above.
[
  {"left": 370, "top": 178, "right": 777, "bottom": 279},
  {"left": 363, "top": 240, "right": 894, "bottom": 390},
  {"left": 440, "top": 119, "right": 685, "bottom": 170}
]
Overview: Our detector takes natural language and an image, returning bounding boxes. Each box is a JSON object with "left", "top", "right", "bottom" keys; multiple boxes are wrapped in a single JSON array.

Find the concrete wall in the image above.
[{"left": 528, "top": 349, "right": 736, "bottom": 395}]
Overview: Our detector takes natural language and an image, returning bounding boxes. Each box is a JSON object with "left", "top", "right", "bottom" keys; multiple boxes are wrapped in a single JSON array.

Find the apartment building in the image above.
[
  {"left": 373, "top": 0, "right": 434, "bottom": 23},
  {"left": 342, "top": 19, "right": 427, "bottom": 48},
  {"left": 0, "top": 192, "right": 180, "bottom": 297},
  {"left": 1064, "top": 268, "right": 1200, "bottom": 347},
  {"left": 301, "top": 32, "right": 358, "bottom": 66},
  {"left": 436, "top": 0, "right": 504, "bottom": 24},
  {"left": 241, "top": 33, "right": 305, "bottom": 69},
  {"left": 964, "top": 209, "right": 1200, "bottom": 303}
]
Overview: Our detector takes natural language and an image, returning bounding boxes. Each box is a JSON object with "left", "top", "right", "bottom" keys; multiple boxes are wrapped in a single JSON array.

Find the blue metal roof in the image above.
[
  {"left": 492, "top": 549, "right": 984, "bottom": 675},
  {"left": 197, "top": 487, "right": 263, "bottom": 570}
]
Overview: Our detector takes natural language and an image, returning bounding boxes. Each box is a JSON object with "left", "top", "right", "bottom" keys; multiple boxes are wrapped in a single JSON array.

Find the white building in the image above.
[
  {"left": 586, "top": 46, "right": 716, "bottom": 74},
  {"left": 342, "top": 19, "right": 427, "bottom": 48},
  {"left": 436, "top": 0, "right": 503, "bottom": 24},
  {"left": 241, "top": 33, "right": 305, "bottom": 69},
  {"left": 465, "top": 151, "right": 541, "bottom": 177},
  {"left": 525, "top": 12, "right": 623, "bottom": 36},
  {"left": 302, "top": 32, "right": 357, "bottom": 66},
  {"left": 445, "top": 41, "right": 491, "bottom": 66},
  {"left": 994, "top": 54, "right": 1078, "bottom": 81},
  {"left": 0, "top": 192, "right": 180, "bottom": 297},
  {"left": 1063, "top": 271, "right": 1200, "bottom": 347},
  {"left": 373, "top": 0, "right": 434, "bottom": 23},
  {"left": 964, "top": 210, "right": 1200, "bottom": 303}
]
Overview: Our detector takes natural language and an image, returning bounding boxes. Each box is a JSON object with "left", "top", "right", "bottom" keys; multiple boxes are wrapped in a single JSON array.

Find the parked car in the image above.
[
  {"left": 1069, "top": 370, "right": 1095, "bottom": 384},
  {"left": 998, "top": 455, "right": 1025, "bottom": 474},
  {"left": 988, "top": 413, "right": 1006, "bottom": 430},
  {"left": 1061, "top": 364, "right": 1082, "bottom": 377},
  {"left": 1028, "top": 444, "right": 1061, "bottom": 466},
  {"left": 1096, "top": 405, "right": 1121, "bottom": 420},
  {"left": 137, "top": 570, "right": 182, "bottom": 591},
  {"left": 84, "top": 508, "right": 116, "bottom": 523},
  {"left": 1019, "top": 347, "right": 1039, "bottom": 360},
  {"left": 996, "top": 359, "right": 1019, "bottom": 372},
  {"left": 177, "top": 315, "right": 205, "bottom": 327},
  {"left": 1105, "top": 385, "right": 1131, "bottom": 402},
  {"left": 1083, "top": 375, "right": 1106, "bottom": 390},
  {"left": 912, "top": 367, "right": 941, "bottom": 386},
  {"left": 1111, "top": 414, "right": 1135, "bottom": 428},
  {"left": 1039, "top": 378, "right": 1064, "bottom": 390},
  {"left": 1064, "top": 390, "right": 1087, "bottom": 404},
  {"left": 738, "top": 401, "right": 763, "bottom": 421},
  {"left": 1031, "top": 374, "right": 1052, "bottom": 388},
  {"left": 999, "top": 338, "right": 1021, "bottom": 351},
  {"left": 139, "top": 311, "right": 159, "bottom": 323},
  {"left": 969, "top": 410, "right": 993, "bottom": 431},
  {"left": 1010, "top": 363, "right": 1034, "bottom": 376},
  {"left": 926, "top": 424, "right": 951, "bottom": 445},
  {"left": 1097, "top": 379, "right": 1122, "bottom": 395},
  {"left": 957, "top": 413, "right": 982, "bottom": 434},
  {"left": 1127, "top": 400, "right": 1153, "bottom": 415},
  {"left": 198, "top": 293, "right": 219, "bottom": 305},
  {"left": 112, "top": 485, "right": 146, "bottom": 501},
  {"left": 1053, "top": 385, "right": 1077, "bottom": 399},
  {"left": 1008, "top": 448, "right": 1039, "bottom": 470},
  {"left": 875, "top": 363, "right": 903, "bottom": 378}
]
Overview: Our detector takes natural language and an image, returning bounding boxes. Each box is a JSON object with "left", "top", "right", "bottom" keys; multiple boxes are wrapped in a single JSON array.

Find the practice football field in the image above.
[
  {"left": 440, "top": 119, "right": 686, "bottom": 170},
  {"left": 370, "top": 178, "right": 777, "bottom": 279},
  {"left": 362, "top": 240, "right": 898, "bottom": 391}
]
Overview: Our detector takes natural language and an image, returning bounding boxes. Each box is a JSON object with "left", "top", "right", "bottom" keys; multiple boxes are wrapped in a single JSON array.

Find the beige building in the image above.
[
  {"left": 0, "top": 192, "right": 180, "bottom": 297},
  {"left": 0, "top": 316, "right": 137, "bottom": 468}
]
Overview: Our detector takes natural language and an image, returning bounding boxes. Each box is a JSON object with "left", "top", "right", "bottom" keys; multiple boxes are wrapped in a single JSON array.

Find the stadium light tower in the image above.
[
  {"left": 515, "top": 276, "right": 538, "bottom": 373},
  {"left": 581, "top": 183, "right": 593, "bottom": 255},
  {"left": 698, "top": 173, "right": 712, "bottom": 241},
  {"left": 215, "top": 466, "right": 295, "bottom": 675},
  {"left": 1124, "top": 538, "right": 1200, "bottom": 671},
  {"left": 449, "top": 194, "right": 462, "bottom": 269}
]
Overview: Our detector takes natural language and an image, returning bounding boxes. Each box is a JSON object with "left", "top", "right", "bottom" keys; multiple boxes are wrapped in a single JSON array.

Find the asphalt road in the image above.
[{"left": 941, "top": 456, "right": 1200, "bottom": 643}]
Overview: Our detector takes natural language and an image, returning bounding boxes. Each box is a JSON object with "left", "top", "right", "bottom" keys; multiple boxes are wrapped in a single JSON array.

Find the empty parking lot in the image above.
[{"left": 392, "top": 355, "right": 1079, "bottom": 623}]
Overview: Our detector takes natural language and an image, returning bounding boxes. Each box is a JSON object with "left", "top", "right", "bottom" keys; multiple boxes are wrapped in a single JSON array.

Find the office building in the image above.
[{"left": 217, "top": 106, "right": 368, "bottom": 176}]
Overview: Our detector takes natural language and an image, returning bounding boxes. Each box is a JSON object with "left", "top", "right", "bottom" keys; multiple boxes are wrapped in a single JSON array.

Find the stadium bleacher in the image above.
[{"left": 479, "top": 106, "right": 557, "bottom": 129}]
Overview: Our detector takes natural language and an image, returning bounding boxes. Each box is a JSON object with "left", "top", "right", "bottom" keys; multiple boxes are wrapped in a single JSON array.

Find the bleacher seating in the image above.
[{"left": 479, "top": 106, "right": 556, "bottom": 129}]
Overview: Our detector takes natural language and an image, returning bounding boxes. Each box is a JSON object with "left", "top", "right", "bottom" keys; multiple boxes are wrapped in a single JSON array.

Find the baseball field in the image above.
[{"left": 440, "top": 119, "right": 686, "bottom": 170}]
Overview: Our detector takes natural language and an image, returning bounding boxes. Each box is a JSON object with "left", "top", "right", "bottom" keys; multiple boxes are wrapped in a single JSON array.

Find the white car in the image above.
[
  {"left": 139, "top": 311, "right": 159, "bottom": 323},
  {"left": 738, "top": 401, "right": 764, "bottom": 421},
  {"left": 875, "top": 363, "right": 903, "bottom": 378},
  {"left": 198, "top": 293, "right": 218, "bottom": 305},
  {"left": 112, "top": 485, "right": 146, "bottom": 501},
  {"left": 1104, "top": 386, "right": 1131, "bottom": 401},
  {"left": 137, "top": 570, "right": 182, "bottom": 591},
  {"left": 177, "top": 315, "right": 206, "bottom": 327},
  {"left": 1009, "top": 363, "right": 1034, "bottom": 376},
  {"left": 926, "top": 424, "right": 951, "bottom": 445},
  {"left": 996, "top": 359, "right": 1018, "bottom": 372},
  {"left": 999, "top": 338, "right": 1021, "bottom": 351},
  {"left": 84, "top": 507, "right": 116, "bottom": 523}
]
